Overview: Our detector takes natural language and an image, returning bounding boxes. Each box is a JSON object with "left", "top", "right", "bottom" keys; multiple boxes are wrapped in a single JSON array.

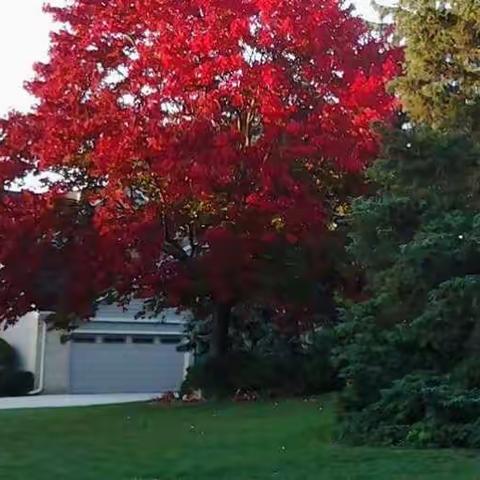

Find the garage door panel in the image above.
[{"left": 70, "top": 339, "right": 185, "bottom": 394}]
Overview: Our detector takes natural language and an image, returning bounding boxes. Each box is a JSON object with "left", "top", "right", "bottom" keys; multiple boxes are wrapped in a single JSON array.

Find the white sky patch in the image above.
[
  {"left": 0, "top": 0, "right": 53, "bottom": 114},
  {"left": 9, "top": 170, "right": 64, "bottom": 193},
  {"left": 0, "top": 0, "right": 395, "bottom": 116}
]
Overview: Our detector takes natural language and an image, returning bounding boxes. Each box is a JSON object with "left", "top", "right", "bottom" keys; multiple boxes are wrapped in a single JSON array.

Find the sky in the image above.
[{"left": 0, "top": 0, "right": 388, "bottom": 116}]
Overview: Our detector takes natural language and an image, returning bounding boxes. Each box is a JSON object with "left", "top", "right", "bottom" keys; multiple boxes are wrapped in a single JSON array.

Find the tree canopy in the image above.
[{"left": 0, "top": 1, "right": 399, "bottom": 350}]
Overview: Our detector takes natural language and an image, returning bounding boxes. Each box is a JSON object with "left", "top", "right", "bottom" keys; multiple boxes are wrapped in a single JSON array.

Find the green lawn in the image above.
[{"left": 0, "top": 398, "right": 478, "bottom": 480}]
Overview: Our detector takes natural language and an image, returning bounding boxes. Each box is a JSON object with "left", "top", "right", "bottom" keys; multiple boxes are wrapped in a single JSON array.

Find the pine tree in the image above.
[
  {"left": 393, "top": 0, "right": 480, "bottom": 132},
  {"left": 337, "top": 0, "right": 480, "bottom": 448}
]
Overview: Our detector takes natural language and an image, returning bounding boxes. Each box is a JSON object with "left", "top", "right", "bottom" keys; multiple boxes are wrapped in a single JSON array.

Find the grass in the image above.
[{"left": 0, "top": 397, "right": 478, "bottom": 480}]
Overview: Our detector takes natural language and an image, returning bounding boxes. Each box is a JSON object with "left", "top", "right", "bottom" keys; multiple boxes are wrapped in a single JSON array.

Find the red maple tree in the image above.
[{"left": 0, "top": 0, "right": 400, "bottom": 356}]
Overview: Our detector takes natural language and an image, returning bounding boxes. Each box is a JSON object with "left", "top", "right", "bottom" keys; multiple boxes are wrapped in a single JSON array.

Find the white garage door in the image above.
[{"left": 69, "top": 335, "right": 186, "bottom": 394}]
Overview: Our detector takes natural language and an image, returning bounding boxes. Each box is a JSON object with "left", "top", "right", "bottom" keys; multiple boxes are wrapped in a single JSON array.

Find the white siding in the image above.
[
  {"left": 94, "top": 301, "right": 191, "bottom": 324},
  {"left": 0, "top": 311, "right": 40, "bottom": 373}
]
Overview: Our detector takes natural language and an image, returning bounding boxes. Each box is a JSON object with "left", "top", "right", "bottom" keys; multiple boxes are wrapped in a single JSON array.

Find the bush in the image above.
[
  {"left": 0, "top": 339, "right": 17, "bottom": 372},
  {"left": 0, "top": 371, "right": 34, "bottom": 397},
  {"left": 300, "top": 330, "right": 341, "bottom": 394},
  {"left": 334, "top": 276, "right": 480, "bottom": 448},
  {"left": 338, "top": 373, "right": 480, "bottom": 448},
  {"left": 0, "top": 339, "right": 33, "bottom": 397},
  {"left": 452, "top": 356, "right": 480, "bottom": 389},
  {"left": 182, "top": 330, "right": 340, "bottom": 398}
]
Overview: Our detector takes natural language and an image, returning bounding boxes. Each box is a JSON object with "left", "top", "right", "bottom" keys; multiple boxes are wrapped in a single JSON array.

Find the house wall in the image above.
[
  {"left": 1, "top": 304, "right": 190, "bottom": 395},
  {"left": 0, "top": 311, "right": 40, "bottom": 375},
  {"left": 40, "top": 307, "right": 187, "bottom": 394},
  {"left": 43, "top": 330, "right": 71, "bottom": 394}
]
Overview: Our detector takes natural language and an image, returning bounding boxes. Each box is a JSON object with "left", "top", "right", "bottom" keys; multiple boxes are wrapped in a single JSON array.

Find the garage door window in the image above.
[
  {"left": 72, "top": 336, "right": 96, "bottom": 344},
  {"left": 160, "top": 337, "right": 181, "bottom": 345},
  {"left": 102, "top": 336, "right": 127, "bottom": 344},
  {"left": 132, "top": 336, "right": 155, "bottom": 344}
]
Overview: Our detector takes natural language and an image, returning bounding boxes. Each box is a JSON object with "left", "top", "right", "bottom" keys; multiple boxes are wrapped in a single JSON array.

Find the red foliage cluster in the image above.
[{"left": 0, "top": 0, "right": 400, "bottom": 326}]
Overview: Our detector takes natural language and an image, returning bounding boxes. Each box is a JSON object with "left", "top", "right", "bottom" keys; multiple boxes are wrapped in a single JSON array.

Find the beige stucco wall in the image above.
[{"left": 43, "top": 330, "right": 71, "bottom": 394}]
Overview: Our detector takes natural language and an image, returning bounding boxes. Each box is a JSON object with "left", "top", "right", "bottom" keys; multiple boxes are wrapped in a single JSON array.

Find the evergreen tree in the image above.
[
  {"left": 337, "top": 0, "right": 480, "bottom": 448},
  {"left": 393, "top": 0, "right": 480, "bottom": 132}
]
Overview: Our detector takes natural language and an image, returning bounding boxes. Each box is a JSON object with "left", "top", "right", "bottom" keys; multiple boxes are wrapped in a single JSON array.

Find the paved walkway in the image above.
[{"left": 0, "top": 393, "right": 160, "bottom": 410}]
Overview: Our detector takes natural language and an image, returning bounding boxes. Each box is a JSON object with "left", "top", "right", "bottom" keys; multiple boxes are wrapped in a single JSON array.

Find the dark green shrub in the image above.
[
  {"left": 339, "top": 373, "right": 480, "bottom": 448},
  {"left": 0, "top": 339, "right": 17, "bottom": 371},
  {"left": 182, "top": 353, "right": 272, "bottom": 398},
  {"left": 182, "top": 330, "right": 340, "bottom": 398},
  {"left": 0, "top": 339, "right": 33, "bottom": 397},
  {"left": 0, "top": 371, "right": 34, "bottom": 397},
  {"left": 453, "top": 357, "right": 480, "bottom": 389},
  {"left": 300, "top": 330, "right": 341, "bottom": 394}
]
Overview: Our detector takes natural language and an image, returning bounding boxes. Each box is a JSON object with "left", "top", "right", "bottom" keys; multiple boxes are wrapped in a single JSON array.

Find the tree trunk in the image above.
[{"left": 210, "top": 303, "right": 232, "bottom": 359}]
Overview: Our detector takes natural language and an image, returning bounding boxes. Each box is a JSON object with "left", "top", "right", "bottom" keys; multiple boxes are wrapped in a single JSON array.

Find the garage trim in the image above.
[{"left": 74, "top": 329, "right": 183, "bottom": 336}]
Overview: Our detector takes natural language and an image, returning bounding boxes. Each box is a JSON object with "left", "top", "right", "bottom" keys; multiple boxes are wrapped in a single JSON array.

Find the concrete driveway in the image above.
[{"left": 0, "top": 393, "right": 160, "bottom": 410}]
